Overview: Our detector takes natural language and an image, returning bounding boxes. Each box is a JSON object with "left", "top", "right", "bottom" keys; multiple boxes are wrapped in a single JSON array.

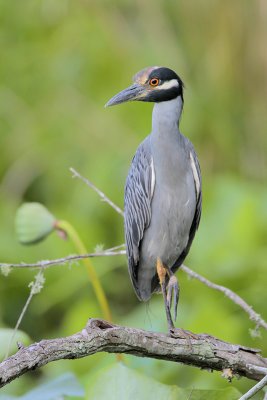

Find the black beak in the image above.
[{"left": 105, "top": 83, "right": 145, "bottom": 107}]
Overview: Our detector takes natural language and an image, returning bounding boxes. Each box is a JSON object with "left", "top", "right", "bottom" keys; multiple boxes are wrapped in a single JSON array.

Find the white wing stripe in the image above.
[
  {"left": 190, "top": 152, "right": 200, "bottom": 199},
  {"left": 150, "top": 158, "right": 156, "bottom": 198}
]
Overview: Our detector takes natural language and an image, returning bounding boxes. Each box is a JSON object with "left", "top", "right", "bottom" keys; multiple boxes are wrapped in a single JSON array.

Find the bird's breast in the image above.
[{"left": 140, "top": 140, "right": 197, "bottom": 268}]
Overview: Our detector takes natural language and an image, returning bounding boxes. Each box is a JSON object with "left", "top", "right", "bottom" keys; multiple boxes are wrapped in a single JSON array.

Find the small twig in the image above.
[
  {"left": 104, "top": 244, "right": 125, "bottom": 251},
  {"left": 70, "top": 167, "right": 124, "bottom": 217},
  {"left": 239, "top": 374, "right": 267, "bottom": 399},
  {"left": 4, "top": 271, "right": 45, "bottom": 360},
  {"left": 180, "top": 265, "right": 267, "bottom": 332},
  {"left": 0, "top": 249, "right": 125, "bottom": 269},
  {"left": 247, "top": 365, "right": 267, "bottom": 375},
  {"left": 4, "top": 292, "right": 34, "bottom": 360},
  {"left": 0, "top": 318, "right": 266, "bottom": 388}
]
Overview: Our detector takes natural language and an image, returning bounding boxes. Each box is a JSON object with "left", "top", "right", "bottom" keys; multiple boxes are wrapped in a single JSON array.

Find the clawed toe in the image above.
[
  {"left": 169, "top": 327, "right": 198, "bottom": 350},
  {"left": 169, "top": 327, "right": 198, "bottom": 340}
]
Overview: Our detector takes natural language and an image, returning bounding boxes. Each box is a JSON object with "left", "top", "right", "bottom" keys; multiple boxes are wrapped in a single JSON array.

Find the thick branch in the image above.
[{"left": 0, "top": 318, "right": 266, "bottom": 387}]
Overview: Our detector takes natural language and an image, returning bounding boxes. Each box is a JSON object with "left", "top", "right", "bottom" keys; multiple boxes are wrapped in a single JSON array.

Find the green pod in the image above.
[{"left": 15, "top": 202, "right": 56, "bottom": 245}]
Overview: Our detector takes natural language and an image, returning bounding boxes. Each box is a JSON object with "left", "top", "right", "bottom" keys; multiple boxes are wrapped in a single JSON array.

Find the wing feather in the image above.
[
  {"left": 124, "top": 137, "right": 154, "bottom": 293},
  {"left": 189, "top": 147, "right": 202, "bottom": 230},
  {"left": 170, "top": 143, "right": 202, "bottom": 274}
]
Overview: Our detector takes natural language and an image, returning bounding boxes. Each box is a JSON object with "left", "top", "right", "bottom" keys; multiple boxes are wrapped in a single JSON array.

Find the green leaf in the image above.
[
  {"left": 15, "top": 203, "right": 56, "bottom": 245},
  {"left": 183, "top": 388, "right": 242, "bottom": 400},
  {"left": 86, "top": 363, "right": 183, "bottom": 400},
  {"left": 0, "top": 328, "right": 31, "bottom": 359},
  {"left": 86, "top": 363, "right": 242, "bottom": 400},
  {"left": 0, "top": 373, "right": 84, "bottom": 400}
]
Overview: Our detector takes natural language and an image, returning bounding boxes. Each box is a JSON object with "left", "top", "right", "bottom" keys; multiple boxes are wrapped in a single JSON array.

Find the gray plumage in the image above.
[
  {"left": 106, "top": 66, "right": 202, "bottom": 317},
  {"left": 124, "top": 97, "right": 202, "bottom": 301}
]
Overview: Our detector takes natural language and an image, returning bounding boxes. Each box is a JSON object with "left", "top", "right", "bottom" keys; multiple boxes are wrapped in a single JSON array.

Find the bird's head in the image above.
[{"left": 105, "top": 66, "right": 184, "bottom": 107}]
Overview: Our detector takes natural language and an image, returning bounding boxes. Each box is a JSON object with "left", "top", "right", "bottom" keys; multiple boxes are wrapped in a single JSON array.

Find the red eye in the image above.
[{"left": 149, "top": 78, "right": 159, "bottom": 87}]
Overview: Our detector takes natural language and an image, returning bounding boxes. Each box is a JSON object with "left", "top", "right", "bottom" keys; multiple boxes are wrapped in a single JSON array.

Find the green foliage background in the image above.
[{"left": 0, "top": 0, "right": 266, "bottom": 398}]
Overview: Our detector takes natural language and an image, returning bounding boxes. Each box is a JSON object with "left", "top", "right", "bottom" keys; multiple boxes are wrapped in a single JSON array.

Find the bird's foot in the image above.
[
  {"left": 166, "top": 275, "right": 179, "bottom": 321},
  {"left": 169, "top": 327, "right": 198, "bottom": 350},
  {"left": 169, "top": 327, "right": 198, "bottom": 340}
]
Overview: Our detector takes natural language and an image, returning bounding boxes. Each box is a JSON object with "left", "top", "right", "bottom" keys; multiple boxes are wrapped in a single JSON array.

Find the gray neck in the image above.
[{"left": 151, "top": 96, "right": 183, "bottom": 136}]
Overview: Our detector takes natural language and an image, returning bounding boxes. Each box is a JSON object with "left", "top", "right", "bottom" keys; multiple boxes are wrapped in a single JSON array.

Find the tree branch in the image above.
[
  {"left": 0, "top": 318, "right": 266, "bottom": 388},
  {"left": 70, "top": 167, "right": 124, "bottom": 217},
  {"left": 180, "top": 265, "right": 267, "bottom": 332},
  {"left": 0, "top": 248, "right": 125, "bottom": 269},
  {"left": 239, "top": 374, "right": 267, "bottom": 400}
]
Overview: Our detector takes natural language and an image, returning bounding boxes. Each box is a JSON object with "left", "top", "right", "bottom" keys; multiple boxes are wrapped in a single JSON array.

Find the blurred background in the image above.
[{"left": 0, "top": 0, "right": 266, "bottom": 397}]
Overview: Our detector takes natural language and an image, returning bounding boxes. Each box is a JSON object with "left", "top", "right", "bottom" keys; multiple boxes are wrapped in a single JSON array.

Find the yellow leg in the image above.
[
  {"left": 156, "top": 258, "right": 197, "bottom": 345},
  {"left": 156, "top": 258, "right": 175, "bottom": 331},
  {"left": 156, "top": 257, "right": 166, "bottom": 285}
]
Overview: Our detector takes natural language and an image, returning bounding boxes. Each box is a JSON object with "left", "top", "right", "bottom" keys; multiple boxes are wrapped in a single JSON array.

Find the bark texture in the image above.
[{"left": 0, "top": 318, "right": 266, "bottom": 388}]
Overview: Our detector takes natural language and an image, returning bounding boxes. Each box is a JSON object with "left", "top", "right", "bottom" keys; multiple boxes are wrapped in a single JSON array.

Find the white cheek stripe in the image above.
[
  {"left": 155, "top": 79, "right": 179, "bottom": 90},
  {"left": 190, "top": 152, "right": 201, "bottom": 199}
]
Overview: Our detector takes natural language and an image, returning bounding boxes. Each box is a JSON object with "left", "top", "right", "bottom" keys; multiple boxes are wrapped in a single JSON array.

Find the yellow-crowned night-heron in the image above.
[{"left": 106, "top": 66, "right": 202, "bottom": 336}]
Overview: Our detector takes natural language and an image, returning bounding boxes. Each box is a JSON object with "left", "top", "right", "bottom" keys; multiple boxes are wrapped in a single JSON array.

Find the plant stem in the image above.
[{"left": 55, "top": 220, "right": 112, "bottom": 322}]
